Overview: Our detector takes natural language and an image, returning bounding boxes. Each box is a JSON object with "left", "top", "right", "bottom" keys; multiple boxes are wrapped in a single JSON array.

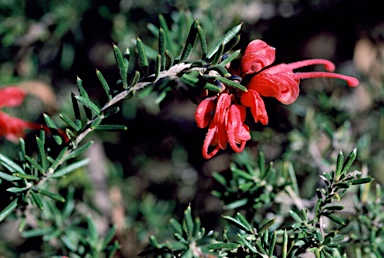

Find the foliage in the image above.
[{"left": 0, "top": 1, "right": 383, "bottom": 257}]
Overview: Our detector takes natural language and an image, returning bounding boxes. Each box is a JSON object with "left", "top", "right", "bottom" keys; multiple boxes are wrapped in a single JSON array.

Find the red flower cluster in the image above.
[
  {"left": 195, "top": 39, "right": 359, "bottom": 159},
  {"left": 0, "top": 87, "right": 42, "bottom": 142}
]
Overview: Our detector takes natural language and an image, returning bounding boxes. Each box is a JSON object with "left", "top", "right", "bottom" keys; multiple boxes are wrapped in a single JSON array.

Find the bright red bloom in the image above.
[
  {"left": 0, "top": 87, "right": 41, "bottom": 142},
  {"left": 195, "top": 39, "right": 359, "bottom": 159}
]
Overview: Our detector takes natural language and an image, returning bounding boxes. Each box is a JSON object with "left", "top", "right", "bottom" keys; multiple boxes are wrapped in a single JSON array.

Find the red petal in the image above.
[
  {"left": 226, "top": 105, "right": 251, "bottom": 153},
  {"left": 213, "top": 93, "right": 231, "bottom": 124},
  {"left": 240, "top": 90, "right": 269, "bottom": 125},
  {"left": 241, "top": 40, "right": 276, "bottom": 74},
  {"left": 0, "top": 87, "right": 26, "bottom": 108},
  {"left": 248, "top": 72, "right": 299, "bottom": 105},
  {"left": 195, "top": 96, "right": 216, "bottom": 128},
  {"left": 0, "top": 111, "right": 40, "bottom": 143},
  {"left": 202, "top": 122, "right": 221, "bottom": 159}
]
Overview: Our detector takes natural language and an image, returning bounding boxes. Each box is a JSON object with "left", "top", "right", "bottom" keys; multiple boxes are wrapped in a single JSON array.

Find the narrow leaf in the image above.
[
  {"left": 50, "top": 146, "right": 68, "bottom": 171},
  {"left": 129, "top": 70, "right": 141, "bottom": 88},
  {"left": 0, "top": 171, "right": 22, "bottom": 181},
  {"left": 215, "top": 76, "right": 248, "bottom": 92},
  {"left": 282, "top": 230, "right": 288, "bottom": 258},
  {"left": 184, "top": 205, "right": 194, "bottom": 236},
  {"left": 136, "top": 37, "right": 149, "bottom": 76},
  {"left": 211, "top": 42, "right": 225, "bottom": 65},
  {"left": 0, "top": 153, "right": 25, "bottom": 174},
  {"left": 205, "top": 242, "right": 240, "bottom": 250},
  {"left": 0, "top": 199, "right": 18, "bottom": 222},
  {"left": 238, "top": 234, "right": 257, "bottom": 253},
  {"left": 13, "top": 173, "right": 39, "bottom": 181},
  {"left": 37, "top": 188, "right": 65, "bottom": 202},
  {"left": 75, "top": 96, "right": 100, "bottom": 115},
  {"left": 113, "top": 43, "right": 128, "bottom": 88},
  {"left": 59, "top": 114, "right": 80, "bottom": 131},
  {"left": 7, "top": 186, "right": 29, "bottom": 193},
  {"left": 154, "top": 54, "right": 161, "bottom": 81},
  {"left": 180, "top": 20, "right": 199, "bottom": 62},
  {"left": 158, "top": 28, "right": 166, "bottom": 70},
  {"left": 51, "top": 158, "right": 89, "bottom": 178},
  {"left": 197, "top": 25, "right": 207, "bottom": 59},
  {"left": 351, "top": 177, "right": 374, "bottom": 185},
  {"left": 96, "top": 69, "right": 112, "bottom": 100},
  {"left": 341, "top": 148, "right": 357, "bottom": 175},
  {"left": 71, "top": 93, "right": 81, "bottom": 121},
  {"left": 30, "top": 190, "right": 44, "bottom": 209},
  {"left": 165, "top": 49, "right": 174, "bottom": 69},
  {"left": 76, "top": 76, "right": 89, "bottom": 98},
  {"left": 103, "top": 225, "right": 117, "bottom": 247},
  {"left": 43, "top": 114, "right": 62, "bottom": 145},
  {"left": 335, "top": 151, "right": 344, "bottom": 178},
  {"left": 258, "top": 218, "right": 276, "bottom": 234},
  {"left": 325, "top": 213, "right": 345, "bottom": 225},
  {"left": 219, "top": 49, "right": 240, "bottom": 67},
  {"left": 170, "top": 218, "right": 183, "bottom": 236},
  {"left": 87, "top": 215, "right": 98, "bottom": 245},
  {"left": 36, "top": 137, "right": 47, "bottom": 171},
  {"left": 94, "top": 125, "right": 127, "bottom": 132},
  {"left": 206, "top": 23, "right": 242, "bottom": 59}
]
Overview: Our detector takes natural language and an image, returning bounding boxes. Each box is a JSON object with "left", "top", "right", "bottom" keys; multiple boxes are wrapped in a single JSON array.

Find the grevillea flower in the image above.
[
  {"left": 0, "top": 86, "right": 43, "bottom": 142},
  {"left": 195, "top": 39, "right": 359, "bottom": 159}
]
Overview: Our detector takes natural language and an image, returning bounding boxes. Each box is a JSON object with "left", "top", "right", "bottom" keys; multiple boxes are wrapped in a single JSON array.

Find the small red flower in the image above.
[
  {"left": 195, "top": 39, "right": 359, "bottom": 159},
  {"left": 0, "top": 87, "right": 42, "bottom": 142}
]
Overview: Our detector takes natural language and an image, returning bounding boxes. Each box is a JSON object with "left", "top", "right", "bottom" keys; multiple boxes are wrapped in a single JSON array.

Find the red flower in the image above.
[
  {"left": 195, "top": 39, "right": 359, "bottom": 159},
  {"left": 0, "top": 87, "right": 41, "bottom": 142}
]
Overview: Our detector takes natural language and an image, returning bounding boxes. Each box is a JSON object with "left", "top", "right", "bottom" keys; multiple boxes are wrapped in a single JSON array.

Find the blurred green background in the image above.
[{"left": 0, "top": 0, "right": 383, "bottom": 257}]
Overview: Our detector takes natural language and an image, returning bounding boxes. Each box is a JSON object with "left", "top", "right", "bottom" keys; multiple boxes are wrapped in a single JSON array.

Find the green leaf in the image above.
[
  {"left": 21, "top": 227, "right": 54, "bottom": 238},
  {"left": 158, "top": 14, "right": 175, "bottom": 54},
  {"left": 0, "top": 171, "right": 22, "bottom": 182},
  {"left": 207, "top": 65, "right": 231, "bottom": 77},
  {"left": 205, "top": 242, "right": 240, "bottom": 250},
  {"left": 93, "top": 124, "right": 127, "bottom": 132},
  {"left": 211, "top": 42, "right": 225, "bottom": 65},
  {"left": 50, "top": 146, "right": 69, "bottom": 171},
  {"left": 212, "top": 172, "right": 226, "bottom": 186},
  {"left": 25, "top": 155, "right": 44, "bottom": 174},
  {"left": 183, "top": 205, "right": 194, "bottom": 237},
  {"left": 214, "top": 76, "right": 247, "bottom": 92},
  {"left": 13, "top": 173, "right": 39, "bottom": 181},
  {"left": 289, "top": 210, "right": 303, "bottom": 222},
  {"left": 170, "top": 218, "right": 183, "bottom": 236},
  {"left": 219, "top": 49, "right": 240, "bottom": 67},
  {"left": 87, "top": 215, "right": 98, "bottom": 246},
  {"left": 269, "top": 231, "right": 277, "bottom": 257},
  {"left": 90, "top": 116, "right": 103, "bottom": 128},
  {"left": 0, "top": 153, "right": 25, "bottom": 174},
  {"left": 36, "top": 188, "right": 65, "bottom": 202},
  {"left": 258, "top": 218, "right": 275, "bottom": 234},
  {"left": 165, "top": 49, "right": 174, "bottom": 69},
  {"left": 197, "top": 25, "right": 207, "bottom": 59},
  {"left": 129, "top": 70, "right": 141, "bottom": 88},
  {"left": 76, "top": 76, "right": 89, "bottom": 98},
  {"left": 51, "top": 158, "right": 89, "bottom": 178},
  {"left": 350, "top": 177, "right": 373, "bottom": 185},
  {"left": 238, "top": 234, "right": 257, "bottom": 253},
  {"left": 341, "top": 148, "right": 357, "bottom": 175},
  {"left": 59, "top": 114, "right": 81, "bottom": 131},
  {"left": 43, "top": 113, "right": 63, "bottom": 145},
  {"left": 36, "top": 137, "right": 47, "bottom": 171},
  {"left": 180, "top": 73, "right": 199, "bottom": 87},
  {"left": 0, "top": 199, "right": 18, "bottom": 222},
  {"left": 71, "top": 92, "right": 81, "bottom": 121},
  {"left": 113, "top": 43, "right": 128, "bottom": 88},
  {"left": 224, "top": 198, "right": 248, "bottom": 210},
  {"left": 64, "top": 141, "right": 93, "bottom": 161},
  {"left": 222, "top": 214, "right": 250, "bottom": 233},
  {"left": 335, "top": 151, "right": 344, "bottom": 178},
  {"left": 30, "top": 190, "right": 44, "bottom": 209},
  {"left": 204, "top": 82, "right": 222, "bottom": 93},
  {"left": 180, "top": 20, "right": 199, "bottom": 62},
  {"left": 96, "top": 69, "right": 112, "bottom": 100},
  {"left": 206, "top": 23, "right": 242, "bottom": 59},
  {"left": 103, "top": 225, "right": 117, "bottom": 248},
  {"left": 7, "top": 186, "right": 29, "bottom": 193},
  {"left": 154, "top": 54, "right": 161, "bottom": 81},
  {"left": 325, "top": 213, "right": 345, "bottom": 225},
  {"left": 136, "top": 37, "right": 149, "bottom": 76},
  {"left": 75, "top": 96, "right": 100, "bottom": 115},
  {"left": 158, "top": 28, "right": 166, "bottom": 70},
  {"left": 282, "top": 230, "right": 288, "bottom": 258}
]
